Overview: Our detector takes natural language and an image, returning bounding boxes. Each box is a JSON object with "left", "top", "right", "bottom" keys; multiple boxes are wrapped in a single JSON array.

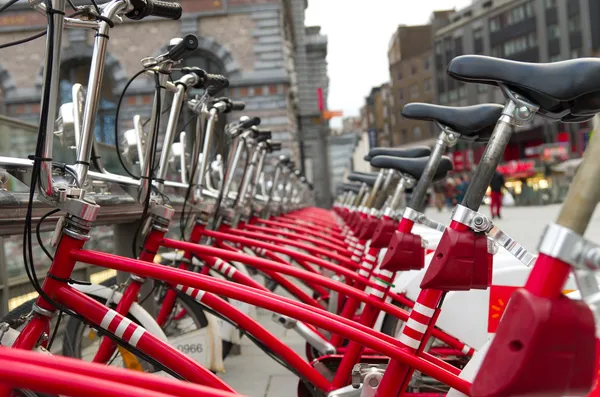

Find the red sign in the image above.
[
  {"left": 542, "top": 144, "right": 569, "bottom": 161},
  {"left": 497, "top": 160, "right": 535, "bottom": 176},
  {"left": 488, "top": 285, "right": 575, "bottom": 333},
  {"left": 488, "top": 285, "right": 516, "bottom": 333},
  {"left": 451, "top": 151, "right": 464, "bottom": 171},
  {"left": 316, "top": 88, "right": 324, "bottom": 111}
]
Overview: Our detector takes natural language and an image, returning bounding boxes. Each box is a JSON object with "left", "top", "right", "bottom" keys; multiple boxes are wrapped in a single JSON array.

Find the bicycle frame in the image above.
[
  {"left": 0, "top": 347, "right": 239, "bottom": 397},
  {"left": 12, "top": 226, "right": 471, "bottom": 395}
]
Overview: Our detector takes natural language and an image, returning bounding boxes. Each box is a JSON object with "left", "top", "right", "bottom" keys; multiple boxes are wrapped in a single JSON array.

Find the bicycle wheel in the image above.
[
  {"left": 61, "top": 288, "right": 221, "bottom": 371},
  {"left": 0, "top": 303, "right": 61, "bottom": 397}
]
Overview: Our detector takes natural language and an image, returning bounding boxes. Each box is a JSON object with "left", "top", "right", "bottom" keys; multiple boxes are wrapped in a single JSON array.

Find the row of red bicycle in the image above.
[{"left": 0, "top": 0, "right": 598, "bottom": 396}]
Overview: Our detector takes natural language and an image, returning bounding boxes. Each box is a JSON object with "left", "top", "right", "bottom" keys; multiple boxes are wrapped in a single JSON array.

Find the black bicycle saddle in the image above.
[{"left": 447, "top": 55, "right": 600, "bottom": 122}]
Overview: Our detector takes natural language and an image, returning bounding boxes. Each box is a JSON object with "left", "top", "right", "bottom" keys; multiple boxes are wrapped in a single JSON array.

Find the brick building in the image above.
[
  {"left": 361, "top": 84, "right": 394, "bottom": 149},
  {"left": 434, "top": 0, "right": 600, "bottom": 174},
  {"left": 387, "top": 12, "right": 453, "bottom": 148},
  {"left": 0, "top": 0, "right": 332, "bottom": 205}
]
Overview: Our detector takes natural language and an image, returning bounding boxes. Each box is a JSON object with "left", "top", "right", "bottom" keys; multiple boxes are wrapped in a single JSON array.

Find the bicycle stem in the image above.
[
  {"left": 37, "top": 0, "right": 66, "bottom": 199},
  {"left": 137, "top": 70, "right": 169, "bottom": 203},
  {"left": 75, "top": 0, "right": 129, "bottom": 188},
  {"left": 220, "top": 133, "right": 246, "bottom": 206},
  {"left": 195, "top": 107, "right": 219, "bottom": 202},
  {"left": 155, "top": 73, "right": 198, "bottom": 193}
]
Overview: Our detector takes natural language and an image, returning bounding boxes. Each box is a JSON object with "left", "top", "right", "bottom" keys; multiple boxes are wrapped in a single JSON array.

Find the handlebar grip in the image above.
[
  {"left": 240, "top": 117, "right": 261, "bottom": 130},
  {"left": 205, "top": 74, "right": 229, "bottom": 96},
  {"left": 256, "top": 130, "right": 272, "bottom": 142},
  {"left": 267, "top": 140, "right": 282, "bottom": 152},
  {"left": 126, "top": 0, "right": 183, "bottom": 20},
  {"left": 182, "top": 67, "right": 207, "bottom": 87},
  {"left": 166, "top": 34, "right": 198, "bottom": 62},
  {"left": 230, "top": 101, "right": 246, "bottom": 111},
  {"left": 148, "top": 0, "right": 183, "bottom": 19}
]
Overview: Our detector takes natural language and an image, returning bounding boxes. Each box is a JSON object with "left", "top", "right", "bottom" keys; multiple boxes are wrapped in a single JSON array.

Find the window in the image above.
[
  {"left": 571, "top": 49, "right": 580, "bottom": 58},
  {"left": 490, "top": 17, "right": 500, "bottom": 32},
  {"left": 423, "top": 56, "right": 431, "bottom": 71},
  {"left": 413, "top": 127, "right": 422, "bottom": 139},
  {"left": 398, "top": 88, "right": 404, "bottom": 101},
  {"left": 401, "top": 129, "right": 408, "bottom": 142},
  {"left": 502, "top": 33, "right": 537, "bottom": 57},
  {"left": 549, "top": 54, "right": 562, "bottom": 62},
  {"left": 545, "top": 0, "right": 556, "bottom": 8},
  {"left": 435, "top": 42, "right": 442, "bottom": 55},
  {"left": 449, "top": 89, "right": 458, "bottom": 101},
  {"left": 524, "top": 2, "right": 533, "bottom": 18},
  {"left": 411, "top": 63, "right": 418, "bottom": 75},
  {"left": 397, "top": 70, "right": 403, "bottom": 80},
  {"left": 474, "top": 28, "right": 483, "bottom": 40},
  {"left": 477, "top": 84, "right": 488, "bottom": 93},
  {"left": 424, "top": 78, "right": 433, "bottom": 93},
  {"left": 409, "top": 84, "right": 419, "bottom": 99},
  {"left": 176, "top": 50, "right": 228, "bottom": 151},
  {"left": 59, "top": 60, "right": 117, "bottom": 144},
  {"left": 569, "top": 15, "right": 580, "bottom": 32},
  {"left": 547, "top": 24, "right": 560, "bottom": 39},
  {"left": 528, "top": 32, "right": 537, "bottom": 47}
]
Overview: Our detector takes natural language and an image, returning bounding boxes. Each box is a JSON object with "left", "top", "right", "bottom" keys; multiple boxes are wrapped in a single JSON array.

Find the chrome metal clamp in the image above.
[
  {"left": 537, "top": 223, "right": 600, "bottom": 271},
  {"left": 452, "top": 205, "right": 535, "bottom": 266},
  {"left": 538, "top": 223, "right": 600, "bottom": 331},
  {"left": 403, "top": 207, "right": 446, "bottom": 233},
  {"left": 351, "top": 363, "right": 386, "bottom": 396}
]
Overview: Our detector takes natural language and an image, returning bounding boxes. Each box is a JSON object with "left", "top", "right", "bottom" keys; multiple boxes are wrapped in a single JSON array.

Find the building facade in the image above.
[
  {"left": 327, "top": 132, "right": 359, "bottom": 198},
  {"left": 433, "top": 0, "right": 598, "bottom": 174},
  {"left": 388, "top": 24, "right": 437, "bottom": 147},
  {"left": 0, "top": 0, "right": 332, "bottom": 204},
  {"left": 362, "top": 84, "right": 394, "bottom": 148}
]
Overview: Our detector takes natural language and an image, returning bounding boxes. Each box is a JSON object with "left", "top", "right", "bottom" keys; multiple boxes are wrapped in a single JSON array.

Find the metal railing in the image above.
[{"left": 0, "top": 115, "right": 191, "bottom": 316}]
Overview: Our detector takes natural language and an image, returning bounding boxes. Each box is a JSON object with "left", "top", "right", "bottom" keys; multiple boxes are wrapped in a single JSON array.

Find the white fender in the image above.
[
  {"left": 447, "top": 338, "right": 492, "bottom": 397},
  {"left": 72, "top": 283, "right": 168, "bottom": 341},
  {"left": 72, "top": 283, "right": 224, "bottom": 372}
]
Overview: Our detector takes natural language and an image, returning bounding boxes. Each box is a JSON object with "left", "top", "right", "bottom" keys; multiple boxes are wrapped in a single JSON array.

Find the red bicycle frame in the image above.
[
  {"left": 0, "top": 347, "right": 240, "bottom": 397},
  {"left": 11, "top": 227, "right": 472, "bottom": 395}
]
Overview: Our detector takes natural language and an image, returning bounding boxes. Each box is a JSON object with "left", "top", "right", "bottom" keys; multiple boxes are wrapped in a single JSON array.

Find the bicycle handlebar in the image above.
[
  {"left": 267, "top": 140, "right": 282, "bottom": 152},
  {"left": 230, "top": 101, "right": 246, "bottom": 111},
  {"left": 165, "top": 35, "right": 198, "bottom": 62},
  {"left": 240, "top": 117, "right": 261, "bottom": 130},
  {"left": 206, "top": 76, "right": 230, "bottom": 96},
  {"left": 126, "top": 0, "right": 183, "bottom": 20}
]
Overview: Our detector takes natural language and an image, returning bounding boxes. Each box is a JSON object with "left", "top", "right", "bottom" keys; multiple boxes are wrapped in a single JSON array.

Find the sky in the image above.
[{"left": 305, "top": 1, "right": 473, "bottom": 127}]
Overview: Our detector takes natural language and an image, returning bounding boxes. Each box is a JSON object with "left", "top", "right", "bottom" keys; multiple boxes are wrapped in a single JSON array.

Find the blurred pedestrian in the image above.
[
  {"left": 445, "top": 177, "right": 457, "bottom": 209},
  {"left": 456, "top": 175, "right": 469, "bottom": 204},
  {"left": 433, "top": 181, "right": 445, "bottom": 212},
  {"left": 490, "top": 170, "right": 506, "bottom": 219}
]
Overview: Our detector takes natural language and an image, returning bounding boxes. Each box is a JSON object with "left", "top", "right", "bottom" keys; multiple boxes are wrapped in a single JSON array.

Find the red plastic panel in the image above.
[
  {"left": 370, "top": 217, "right": 398, "bottom": 248},
  {"left": 380, "top": 230, "right": 424, "bottom": 271},
  {"left": 357, "top": 217, "right": 380, "bottom": 240},
  {"left": 472, "top": 289, "right": 596, "bottom": 397},
  {"left": 420, "top": 227, "right": 491, "bottom": 291}
]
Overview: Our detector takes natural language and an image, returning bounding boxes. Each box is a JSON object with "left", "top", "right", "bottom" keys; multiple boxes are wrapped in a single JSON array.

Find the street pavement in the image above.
[
  {"left": 425, "top": 203, "right": 600, "bottom": 250},
  {"left": 217, "top": 204, "right": 600, "bottom": 396}
]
